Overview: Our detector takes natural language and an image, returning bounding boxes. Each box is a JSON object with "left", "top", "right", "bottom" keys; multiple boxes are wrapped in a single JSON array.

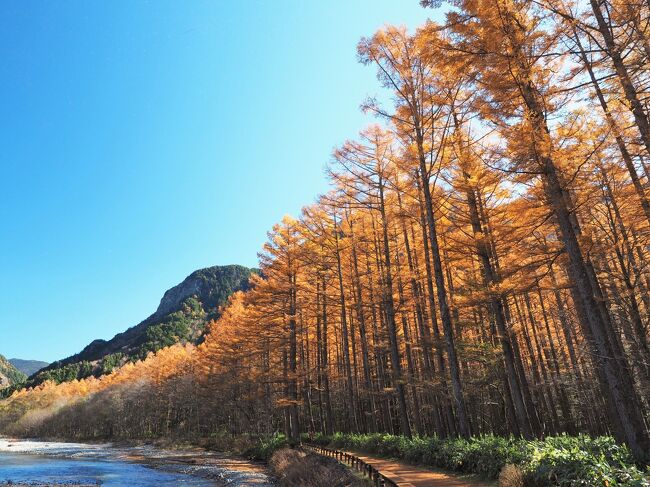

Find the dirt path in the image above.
[{"left": 347, "top": 451, "right": 494, "bottom": 487}]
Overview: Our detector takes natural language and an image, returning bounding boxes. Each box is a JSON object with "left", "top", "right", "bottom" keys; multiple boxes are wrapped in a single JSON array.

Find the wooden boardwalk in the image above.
[
  {"left": 350, "top": 451, "right": 492, "bottom": 487},
  {"left": 306, "top": 445, "right": 492, "bottom": 487}
]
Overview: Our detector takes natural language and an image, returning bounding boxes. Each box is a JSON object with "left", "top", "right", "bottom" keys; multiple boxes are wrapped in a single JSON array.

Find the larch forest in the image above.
[{"left": 2, "top": 0, "right": 650, "bottom": 483}]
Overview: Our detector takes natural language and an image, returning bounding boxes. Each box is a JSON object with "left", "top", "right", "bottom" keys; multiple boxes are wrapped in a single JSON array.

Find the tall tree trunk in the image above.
[
  {"left": 415, "top": 155, "right": 470, "bottom": 437},
  {"left": 288, "top": 271, "right": 301, "bottom": 444},
  {"left": 589, "top": 0, "right": 650, "bottom": 156},
  {"left": 321, "top": 275, "right": 335, "bottom": 436},
  {"left": 332, "top": 214, "right": 359, "bottom": 431},
  {"left": 416, "top": 180, "right": 456, "bottom": 437},
  {"left": 350, "top": 227, "right": 377, "bottom": 432},
  {"left": 456, "top": 129, "right": 533, "bottom": 437},
  {"left": 376, "top": 176, "right": 412, "bottom": 437},
  {"left": 572, "top": 27, "right": 650, "bottom": 225}
]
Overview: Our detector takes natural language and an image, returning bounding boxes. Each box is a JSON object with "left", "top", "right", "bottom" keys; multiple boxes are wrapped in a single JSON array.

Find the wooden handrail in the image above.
[{"left": 303, "top": 443, "right": 399, "bottom": 487}]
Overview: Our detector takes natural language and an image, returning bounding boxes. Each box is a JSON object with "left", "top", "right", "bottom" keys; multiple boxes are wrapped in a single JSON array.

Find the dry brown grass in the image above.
[
  {"left": 498, "top": 464, "right": 525, "bottom": 487},
  {"left": 269, "top": 447, "right": 366, "bottom": 487}
]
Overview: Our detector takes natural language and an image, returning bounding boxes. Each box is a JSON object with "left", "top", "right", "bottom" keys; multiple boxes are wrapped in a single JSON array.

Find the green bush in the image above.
[
  {"left": 523, "top": 435, "right": 649, "bottom": 486},
  {"left": 308, "top": 432, "right": 649, "bottom": 485},
  {"left": 244, "top": 433, "right": 289, "bottom": 461},
  {"left": 460, "top": 435, "right": 533, "bottom": 478}
]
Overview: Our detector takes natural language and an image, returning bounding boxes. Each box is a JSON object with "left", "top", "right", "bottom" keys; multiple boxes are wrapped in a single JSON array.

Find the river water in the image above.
[{"left": 0, "top": 438, "right": 276, "bottom": 486}]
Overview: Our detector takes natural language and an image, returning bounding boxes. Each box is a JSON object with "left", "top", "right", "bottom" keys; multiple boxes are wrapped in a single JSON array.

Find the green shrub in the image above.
[
  {"left": 308, "top": 432, "right": 649, "bottom": 485},
  {"left": 523, "top": 435, "right": 648, "bottom": 486},
  {"left": 245, "top": 433, "right": 289, "bottom": 461},
  {"left": 460, "top": 435, "right": 533, "bottom": 479},
  {"left": 401, "top": 436, "right": 432, "bottom": 464}
]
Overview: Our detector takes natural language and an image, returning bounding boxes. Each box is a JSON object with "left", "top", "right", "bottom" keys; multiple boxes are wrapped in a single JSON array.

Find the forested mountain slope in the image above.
[
  {"left": 0, "top": 355, "right": 26, "bottom": 389},
  {"left": 28, "top": 265, "right": 255, "bottom": 387}
]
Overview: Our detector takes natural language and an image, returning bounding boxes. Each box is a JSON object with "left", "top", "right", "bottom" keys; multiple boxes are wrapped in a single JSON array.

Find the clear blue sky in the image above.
[{"left": 0, "top": 1, "right": 438, "bottom": 363}]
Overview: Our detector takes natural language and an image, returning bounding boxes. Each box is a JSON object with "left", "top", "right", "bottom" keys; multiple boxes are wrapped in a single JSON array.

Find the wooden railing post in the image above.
[{"left": 305, "top": 442, "right": 396, "bottom": 487}]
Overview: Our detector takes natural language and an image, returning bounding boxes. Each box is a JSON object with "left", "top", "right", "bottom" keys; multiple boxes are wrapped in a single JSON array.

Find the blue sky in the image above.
[{"left": 0, "top": 2, "right": 438, "bottom": 363}]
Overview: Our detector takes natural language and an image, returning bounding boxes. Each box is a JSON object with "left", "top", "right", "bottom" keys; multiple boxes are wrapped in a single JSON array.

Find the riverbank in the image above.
[{"left": 0, "top": 438, "right": 276, "bottom": 486}]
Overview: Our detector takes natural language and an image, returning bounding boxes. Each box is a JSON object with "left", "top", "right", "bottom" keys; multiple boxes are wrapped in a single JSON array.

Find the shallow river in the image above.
[{"left": 0, "top": 438, "right": 276, "bottom": 486}]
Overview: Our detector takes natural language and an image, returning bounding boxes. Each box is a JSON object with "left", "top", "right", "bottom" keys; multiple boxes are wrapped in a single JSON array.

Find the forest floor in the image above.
[{"left": 344, "top": 451, "right": 495, "bottom": 487}]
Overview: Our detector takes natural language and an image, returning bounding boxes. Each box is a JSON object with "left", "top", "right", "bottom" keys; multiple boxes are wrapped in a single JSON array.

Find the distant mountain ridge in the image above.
[
  {"left": 9, "top": 359, "right": 49, "bottom": 376},
  {"left": 28, "top": 264, "right": 256, "bottom": 386}
]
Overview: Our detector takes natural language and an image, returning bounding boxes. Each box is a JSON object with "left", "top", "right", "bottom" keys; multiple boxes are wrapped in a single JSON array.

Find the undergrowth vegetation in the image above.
[
  {"left": 308, "top": 433, "right": 649, "bottom": 486},
  {"left": 269, "top": 448, "right": 365, "bottom": 487},
  {"left": 242, "top": 433, "right": 290, "bottom": 461}
]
